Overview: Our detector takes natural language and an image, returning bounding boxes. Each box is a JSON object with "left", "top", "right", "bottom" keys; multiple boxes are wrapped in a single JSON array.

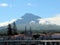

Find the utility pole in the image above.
[{"left": 29, "top": 26, "right": 32, "bottom": 36}]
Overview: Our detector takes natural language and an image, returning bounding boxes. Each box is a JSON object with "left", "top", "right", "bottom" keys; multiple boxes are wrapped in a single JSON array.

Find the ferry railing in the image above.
[{"left": 0, "top": 40, "right": 60, "bottom": 45}]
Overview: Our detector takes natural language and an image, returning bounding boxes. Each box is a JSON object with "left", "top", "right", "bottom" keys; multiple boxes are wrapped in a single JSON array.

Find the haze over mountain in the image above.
[{"left": 0, "top": 13, "right": 60, "bottom": 31}]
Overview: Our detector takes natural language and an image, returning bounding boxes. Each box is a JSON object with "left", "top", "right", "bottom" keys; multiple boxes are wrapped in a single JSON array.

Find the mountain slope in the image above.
[
  {"left": 0, "top": 13, "right": 60, "bottom": 33},
  {"left": 0, "top": 13, "right": 41, "bottom": 31},
  {"left": 16, "top": 13, "right": 41, "bottom": 24}
]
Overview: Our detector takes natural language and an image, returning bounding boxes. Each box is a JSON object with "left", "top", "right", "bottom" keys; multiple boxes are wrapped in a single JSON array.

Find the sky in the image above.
[{"left": 0, "top": 0, "right": 60, "bottom": 22}]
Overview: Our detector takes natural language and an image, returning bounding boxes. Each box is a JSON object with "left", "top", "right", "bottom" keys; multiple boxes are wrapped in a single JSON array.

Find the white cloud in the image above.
[
  {"left": 0, "top": 19, "right": 16, "bottom": 27},
  {"left": 9, "top": 19, "right": 17, "bottom": 23},
  {"left": 27, "top": 3, "right": 32, "bottom": 6},
  {"left": 0, "top": 18, "right": 23, "bottom": 27},
  {"left": 30, "top": 20, "right": 35, "bottom": 24},
  {"left": 0, "top": 3, "right": 8, "bottom": 7},
  {"left": 0, "top": 21, "right": 9, "bottom": 27},
  {"left": 39, "top": 14, "right": 60, "bottom": 25}
]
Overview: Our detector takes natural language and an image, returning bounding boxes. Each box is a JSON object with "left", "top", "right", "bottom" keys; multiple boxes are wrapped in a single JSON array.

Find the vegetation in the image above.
[{"left": 7, "top": 24, "right": 13, "bottom": 35}]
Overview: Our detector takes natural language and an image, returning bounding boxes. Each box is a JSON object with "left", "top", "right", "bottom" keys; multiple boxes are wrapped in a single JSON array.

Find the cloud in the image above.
[
  {"left": 27, "top": 3, "right": 32, "bottom": 6},
  {"left": 0, "top": 19, "right": 16, "bottom": 27},
  {"left": 30, "top": 20, "right": 36, "bottom": 24},
  {"left": 0, "top": 3, "right": 8, "bottom": 7},
  {"left": 0, "top": 18, "right": 23, "bottom": 27},
  {"left": 0, "top": 22, "right": 9, "bottom": 27},
  {"left": 39, "top": 14, "right": 60, "bottom": 25}
]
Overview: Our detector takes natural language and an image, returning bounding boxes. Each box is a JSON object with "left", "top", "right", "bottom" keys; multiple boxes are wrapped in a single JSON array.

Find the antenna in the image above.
[
  {"left": 24, "top": 26, "right": 27, "bottom": 35},
  {"left": 29, "top": 26, "right": 32, "bottom": 36},
  {"left": 30, "top": 26, "right": 32, "bottom": 33},
  {"left": 25, "top": 26, "right": 26, "bottom": 31}
]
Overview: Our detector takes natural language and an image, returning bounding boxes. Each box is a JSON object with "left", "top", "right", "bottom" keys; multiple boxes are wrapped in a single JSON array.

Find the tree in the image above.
[
  {"left": 7, "top": 24, "right": 13, "bottom": 35},
  {"left": 13, "top": 22, "right": 18, "bottom": 35}
]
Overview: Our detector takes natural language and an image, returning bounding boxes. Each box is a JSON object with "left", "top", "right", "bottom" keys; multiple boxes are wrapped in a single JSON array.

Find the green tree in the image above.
[{"left": 7, "top": 24, "right": 13, "bottom": 35}]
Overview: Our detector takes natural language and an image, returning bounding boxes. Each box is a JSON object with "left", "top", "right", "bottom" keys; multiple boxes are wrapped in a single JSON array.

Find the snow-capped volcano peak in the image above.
[
  {"left": 15, "top": 13, "right": 41, "bottom": 24},
  {"left": 21, "top": 13, "right": 40, "bottom": 19}
]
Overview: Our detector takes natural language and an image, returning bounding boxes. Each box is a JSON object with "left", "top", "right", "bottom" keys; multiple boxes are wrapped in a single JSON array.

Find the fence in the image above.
[{"left": 0, "top": 40, "right": 60, "bottom": 45}]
